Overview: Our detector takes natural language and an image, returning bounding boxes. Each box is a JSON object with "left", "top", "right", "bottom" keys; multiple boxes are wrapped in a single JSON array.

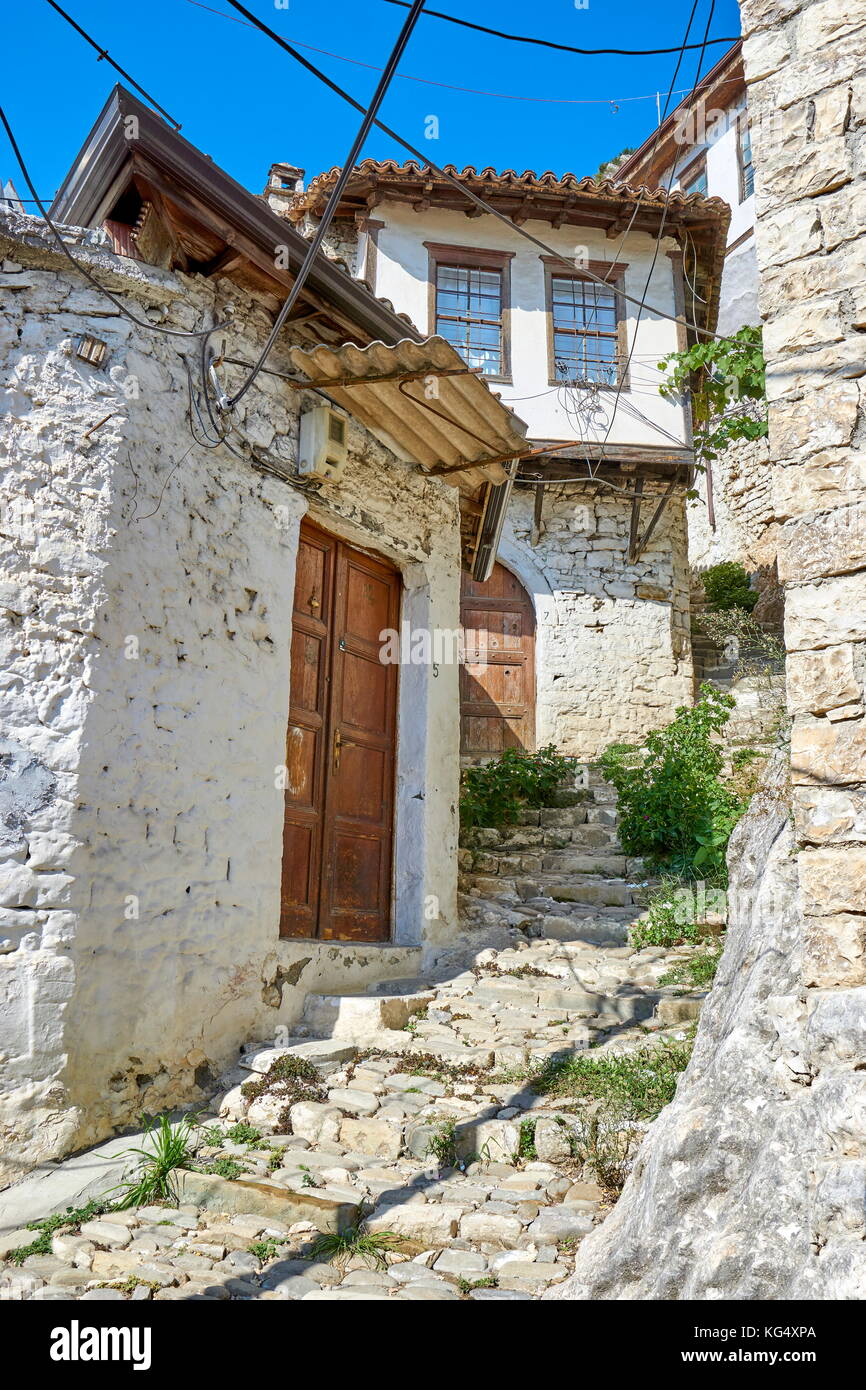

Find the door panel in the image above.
[
  {"left": 280, "top": 522, "right": 400, "bottom": 941},
  {"left": 280, "top": 527, "right": 336, "bottom": 937},
  {"left": 460, "top": 562, "right": 536, "bottom": 757}
]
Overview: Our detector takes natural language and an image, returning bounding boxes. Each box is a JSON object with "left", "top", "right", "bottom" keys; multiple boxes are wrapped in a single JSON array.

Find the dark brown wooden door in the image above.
[
  {"left": 460, "top": 562, "right": 535, "bottom": 756},
  {"left": 280, "top": 522, "right": 400, "bottom": 940}
]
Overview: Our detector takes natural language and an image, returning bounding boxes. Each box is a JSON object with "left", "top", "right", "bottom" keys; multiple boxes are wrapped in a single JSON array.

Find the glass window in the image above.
[
  {"left": 550, "top": 275, "right": 620, "bottom": 386},
  {"left": 738, "top": 117, "right": 754, "bottom": 201},
  {"left": 434, "top": 264, "right": 503, "bottom": 376},
  {"left": 682, "top": 158, "right": 708, "bottom": 196}
]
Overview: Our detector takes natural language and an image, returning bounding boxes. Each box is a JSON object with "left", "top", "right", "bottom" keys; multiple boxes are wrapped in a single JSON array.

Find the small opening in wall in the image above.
[{"left": 75, "top": 334, "right": 109, "bottom": 368}]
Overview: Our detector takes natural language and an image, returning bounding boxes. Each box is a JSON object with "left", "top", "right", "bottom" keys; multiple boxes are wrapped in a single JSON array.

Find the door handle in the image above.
[{"left": 334, "top": 728, "right": 342, "bottom": 772}]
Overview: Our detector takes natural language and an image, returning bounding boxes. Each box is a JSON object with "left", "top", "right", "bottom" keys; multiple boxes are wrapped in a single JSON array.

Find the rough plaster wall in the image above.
[
  {"left": 0, "top": 212, "right": 461, "bottom": 1181},
  {"left": 550, "top": 0, "right": 866, "bottom": 1300},
  {"left": 500, "top": 484, "right": 693, "bottom": 760}
]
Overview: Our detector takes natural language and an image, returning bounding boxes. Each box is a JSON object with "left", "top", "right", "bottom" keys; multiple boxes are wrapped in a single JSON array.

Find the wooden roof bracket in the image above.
[{"left": 628, "top": 475, "right": 678, "bottom": 562}]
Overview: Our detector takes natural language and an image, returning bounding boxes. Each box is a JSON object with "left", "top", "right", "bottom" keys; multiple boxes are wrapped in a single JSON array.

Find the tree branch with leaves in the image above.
[{"left": 658, "top": 325, "right": 767, "bottom": 469}]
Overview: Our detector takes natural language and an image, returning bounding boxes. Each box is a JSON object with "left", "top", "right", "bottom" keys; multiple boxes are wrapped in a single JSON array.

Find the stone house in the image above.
[
  {"left": 280, "top": 158, "right": 729, "bottom": 758},
  {"left": 0, "top": 87, "right": 529, "bottom": 1180}
]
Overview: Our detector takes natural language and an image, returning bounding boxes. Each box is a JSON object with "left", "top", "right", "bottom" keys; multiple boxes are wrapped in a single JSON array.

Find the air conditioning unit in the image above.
[{"left": 298, "top": 406, "right": 348, "bottom": 481}]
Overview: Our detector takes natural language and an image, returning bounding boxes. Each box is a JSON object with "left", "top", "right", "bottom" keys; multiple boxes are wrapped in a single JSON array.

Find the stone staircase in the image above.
[{"left": 2, "top": 773, "right": 710, "bottom": 1303}]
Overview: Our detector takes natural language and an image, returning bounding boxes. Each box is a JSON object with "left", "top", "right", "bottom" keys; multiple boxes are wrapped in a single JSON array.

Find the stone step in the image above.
[
  {"left": 301, "top": 990, "right": 434, "bottom": 1043},
  {"left": 539, "top": 852, "right": 631, "bottom": 877}
]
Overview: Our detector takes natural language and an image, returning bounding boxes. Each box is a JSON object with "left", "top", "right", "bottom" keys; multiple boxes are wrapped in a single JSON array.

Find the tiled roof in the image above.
[{"left": 288, "top": 158, "right": 731, "bottom": 222}]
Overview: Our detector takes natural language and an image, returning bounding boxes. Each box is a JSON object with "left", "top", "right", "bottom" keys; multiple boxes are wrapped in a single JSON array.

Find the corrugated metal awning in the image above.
[{"left": 288, "top": 336, "right": 529, "bottom": 487}]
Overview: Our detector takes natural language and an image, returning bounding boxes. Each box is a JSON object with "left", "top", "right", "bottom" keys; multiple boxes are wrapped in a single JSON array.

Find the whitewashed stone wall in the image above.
[
  {"left": 0, "top": 212, "right": 462, "bottom": 1182},
  {"left": 499, "top": 484, "right": 693, "bottom": 759},
  {"left": 551, "top": 0, "right": 866, "bottom": 1300}
]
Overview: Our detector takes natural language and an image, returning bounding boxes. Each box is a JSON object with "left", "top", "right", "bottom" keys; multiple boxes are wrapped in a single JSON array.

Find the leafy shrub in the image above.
[
  {"left": 632, "top": 873, "right": 728, "bottom": 949},
  {"left": 700, "top": 561, "right": 758, "bottom": 612},
  {"left": 600, "top": 684, "right": 742, "bottom": 876},
  {"left": 460, "top": 745, "right": 577, "bottom": 828}
]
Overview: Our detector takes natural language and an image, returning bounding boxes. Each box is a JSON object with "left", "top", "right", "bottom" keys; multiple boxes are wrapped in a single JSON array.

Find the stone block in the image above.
[{"left": 338, "top": 1116, "right": 403, "bottom": 1159}]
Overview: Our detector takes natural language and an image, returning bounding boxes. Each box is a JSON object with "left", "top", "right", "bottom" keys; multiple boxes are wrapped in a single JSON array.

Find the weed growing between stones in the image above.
[
  {"left": 309, "top": 1213, "right": 400, "bottom": 1270},
  {"left": 659, "top": 946, "right": 724, "bottom": 989},
  {"left": 426, "top": 1119, "right": 458, "bottom": 1166},
  {"left": 5, "top": 1201, "right": 110, "bottom": 1266},
  {"left": 199, "top": 1157, "right": 244, "bottom": 1181},
  {"left": 111, "top": 1112, "right": 199, "bottom": 1209},
  {"left": 241, "top": 1054, "right": 327, "bottom": 1132},
  {"left": 517, "top": 1119, "right": 538, "bottom": 1160},
  {"left": 533, "top": 1032, "right": 695, "bottom": 1122}
]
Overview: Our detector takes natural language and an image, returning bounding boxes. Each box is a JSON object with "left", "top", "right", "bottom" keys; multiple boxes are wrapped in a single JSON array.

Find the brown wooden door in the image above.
[
  {"left": 280, "top": 522, "right": 400, "bottom": 940},
  {"left": 460, "top": 562, "right": 535, "bottom": 756}
]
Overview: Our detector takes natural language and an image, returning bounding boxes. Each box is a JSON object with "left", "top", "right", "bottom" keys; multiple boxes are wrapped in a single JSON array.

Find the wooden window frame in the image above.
[
  {"left": 541, "top": 257, "right": 629, "bottom": 392},
  {"left": 736, "top": 112, "right": 754, "bottom": 203},
  {"left": 424, "top": 241, "right": 514, "bottom": 384},
  {"left": 678, "top": 150, "right": 708, "bottom": 197}
]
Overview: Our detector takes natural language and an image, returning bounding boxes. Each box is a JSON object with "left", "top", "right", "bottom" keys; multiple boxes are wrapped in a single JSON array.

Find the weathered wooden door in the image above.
[
  {"left": 460, "top": 562, "right": 536, "bottom": 756},
  {"left": 280, "top": 522, "right": 400, "bottom": 940}
]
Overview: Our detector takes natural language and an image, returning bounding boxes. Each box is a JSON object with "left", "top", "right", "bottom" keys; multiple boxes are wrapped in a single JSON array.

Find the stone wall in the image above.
[
  {"left": 0, "top": 211, "right": 462, "bottom": 1183},
  {"left": 499, "top": 484, "right": 694, "bottom": 760},
  {"left": 549, "top": 0, "right": 866, "bottom": 1300},
  {"left": 687, "top": 435, "right": 775, "bottom": 573}
]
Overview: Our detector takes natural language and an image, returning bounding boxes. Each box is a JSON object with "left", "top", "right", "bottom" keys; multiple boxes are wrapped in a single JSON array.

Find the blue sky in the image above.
[{"left": 3, "top": 0, "right": 741, "bottom": 205}]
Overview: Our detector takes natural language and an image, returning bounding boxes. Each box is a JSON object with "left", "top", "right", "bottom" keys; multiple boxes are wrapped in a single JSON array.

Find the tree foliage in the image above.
[{"left": 658, "top": 324, "right": 767, "bottom": 467}]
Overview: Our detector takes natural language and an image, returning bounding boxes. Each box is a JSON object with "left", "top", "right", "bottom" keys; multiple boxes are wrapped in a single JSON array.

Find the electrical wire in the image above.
[
  {"left": 0, "top": 103, "right": 230, "bottom": 342},
  {"left": 45, "top": 0, "right": 181, "bottom": 128},
  {"left": 225, "top": 0, "right": 428, "bottom": 409},
  {"left": 383, "top": 0, "right": 738, "bottom": 57},
  {"left": 182, "top": 0, "right": 744, "bottom": 107},
  {"left": 222, "top": 1, "right": 727, "bottom": 343},
  {"left": 591, "top": 0, "right": 718, "bottom": 474}
]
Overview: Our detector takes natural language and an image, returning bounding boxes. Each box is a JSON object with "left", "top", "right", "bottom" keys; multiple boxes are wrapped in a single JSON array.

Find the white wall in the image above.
[
  {"left": 667, "top": 98, "right": 760, "bottom": 332},
  {"left": 0, "top": 212, "right": 462, "bottom": 1180},
  {"left": 369, "top": 203, "right": 690, "bottom": 450}
]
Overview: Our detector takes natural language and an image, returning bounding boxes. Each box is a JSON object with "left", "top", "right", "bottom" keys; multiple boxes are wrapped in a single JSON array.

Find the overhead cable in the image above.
[
  {"left": 0, "top": 103, "right": 229, "bottom": 341},
  {"left": 383, "top": 0, "right": 738, "bottom": 57},
  {"left": 45, "top": 0, "right": 182, "bottom": 128},
  {"left": 225, "top": 0, "right": 428, "bottom": 408},
  {"left": 223, "top": 0, "right": 726, "bottom": 342}
]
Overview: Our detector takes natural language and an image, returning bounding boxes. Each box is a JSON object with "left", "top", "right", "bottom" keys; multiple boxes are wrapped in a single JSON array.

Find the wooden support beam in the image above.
[
  {"left": 630, "top": 476, "right": 678, "bottom": 561},
  {"left": 628, "top": 477, "right": 644, "bottom": 562}
]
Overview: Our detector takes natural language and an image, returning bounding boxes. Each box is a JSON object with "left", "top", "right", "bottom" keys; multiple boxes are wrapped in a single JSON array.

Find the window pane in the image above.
[{"left": 435, "top": 261, "right": 503, "bottom": 375}]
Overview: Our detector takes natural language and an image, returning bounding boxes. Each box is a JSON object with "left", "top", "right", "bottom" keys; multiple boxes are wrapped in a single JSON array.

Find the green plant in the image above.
[
  {"left": 600, "top": 684, "right": 743, "bottom": 876},
  {"left": 533, "top": 1033, "right": 695, "bottom": 1122},
  {"left": 659, "top": 325, "right": 767, "bottom": 469},
  {"left": 241, "top": 1053, "right": 327, "bottom": 1133},
  {"left": 571, "top": 1110, "right": 640, "bottom": 1198},
  {"left": 111, "top": 1113, "right": 198, "bottom": 1209},
  {"left": 460, "top": 745, "right": 577, "bottom": 829},
  {"left": 225, "top": 1122, "right": 262, "bottom": 1146},
  {"left": 202, "top": 1157, "right": 243, "bottom": 1181},
  {"left": 297, "top": 1164, "right": 320, "bottom": 1189},
  {"left": 457, "top": 1275, "right": 499, "bottom": 1293},
  {"left": 198, "top": 1124, "right": 225, "bottom": 1147},
  {"left": 700, "top": 561, "right": 758, "bottom": 612},
  {"left": 309, "top": 1213, "right": 399, "bottom": 1270},
  {"left": 5, "top": 1201, "right": 110, "bottom": 1266},
  {"left": 632, "top": 873, "right": 728, "bottom": 950},
  {"left": 426, "top": 1119, "right": 458, "bottom": 1167},
  {"left": 517, "top": 1118, "right": 537, "bottom": 1161},
  {"left": 249, "top": 1236, "right": 290, "bottom": 1261},
  {"left": 659, "top": 944, "right": 724, "bottom": 989}
]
